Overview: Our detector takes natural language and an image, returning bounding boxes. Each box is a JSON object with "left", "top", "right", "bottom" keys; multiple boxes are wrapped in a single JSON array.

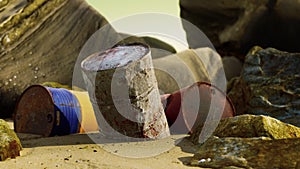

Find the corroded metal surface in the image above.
[
  {"left": 81, "top": 44, "right": 170, "bottom": 139},
  {"left": 14, "top": 85, "right": 55, "bottom": 137},
  {"left": 162, "top": 82, "right": 235, "bottom": 134}
]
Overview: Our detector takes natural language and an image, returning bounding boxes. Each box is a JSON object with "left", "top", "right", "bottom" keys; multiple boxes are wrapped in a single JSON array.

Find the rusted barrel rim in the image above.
[
  {"left": 163, "top": 81, "right": 236, "bottom": 134},
  {"left": 188, "top": 81, "right": 236, "bottom": 116},
  {"left": 81, "top": 42, "right": 151, "bottom": 72},
  {"left": 14, "top": 84, "right": 54, "bottom": 116},
  {"left": 14, "top": 85, "right": 82, "bottom": 136}
]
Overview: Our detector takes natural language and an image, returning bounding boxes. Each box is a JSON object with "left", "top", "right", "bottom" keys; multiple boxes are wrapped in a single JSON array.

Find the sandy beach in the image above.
[{"left": 1, "top": 121, "right": 202, "bottom": 169}]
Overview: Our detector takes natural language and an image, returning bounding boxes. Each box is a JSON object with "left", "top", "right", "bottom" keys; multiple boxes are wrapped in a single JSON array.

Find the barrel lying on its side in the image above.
[
  {"left": 0, "top": 0, "right": 117, "bottom": 118},
  {"left": 14, "top": 85, "right": 98, "bottom": 136},
  {"left": 161, "top": 82, "right": 235, "bottom": 134}
]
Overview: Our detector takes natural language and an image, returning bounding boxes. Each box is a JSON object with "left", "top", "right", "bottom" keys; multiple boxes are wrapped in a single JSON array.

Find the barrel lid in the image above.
[{"left": 14, "top": 85, "right": 55, "bottom": 137}]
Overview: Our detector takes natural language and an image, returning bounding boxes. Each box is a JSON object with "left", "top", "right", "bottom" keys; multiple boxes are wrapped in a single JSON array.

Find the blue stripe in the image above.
[{"left": 47, "top": 87, "right": 81, "bottom": 135}]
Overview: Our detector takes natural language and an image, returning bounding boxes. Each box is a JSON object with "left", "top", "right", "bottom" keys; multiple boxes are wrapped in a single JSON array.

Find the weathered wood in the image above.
[
  {"left": 0, "top": 0, "right": 117, "bottom": 117},
  {"left": 81, "top": 44, "right": 170, "bottom": 139}
]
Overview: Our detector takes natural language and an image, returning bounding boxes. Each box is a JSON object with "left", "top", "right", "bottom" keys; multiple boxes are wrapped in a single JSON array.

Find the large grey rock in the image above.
[
  {"left": 190, "top": 136, "right": 300, "bottom": 169},
  {"left": 0, "top": 0, "right": 117, "bottom": 117},
  {"left": 180, "top": 0, "right": 300, "bottom": 57},
  {"left": 228, "top": 47, "right": 300, "bottom": 127},
  {"left": 153, "top": 47, "right": 226, "bottom": 94},
  {"left": 0, "top": 119, "right": 22, "bottom": 161}
]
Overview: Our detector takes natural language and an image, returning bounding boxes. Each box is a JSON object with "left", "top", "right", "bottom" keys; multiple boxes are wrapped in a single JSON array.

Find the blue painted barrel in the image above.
[
  {"left": 47, "top": 87, "right": 81, "bottom": 136},
  {"left": 14, "top": 85, "right": 82, "bottom": 136}
]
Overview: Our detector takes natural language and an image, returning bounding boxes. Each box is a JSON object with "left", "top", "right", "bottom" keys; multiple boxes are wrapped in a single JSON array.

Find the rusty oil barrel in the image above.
[
  {"left": 81, "top": 43, "right": 170, "bottom": 139},
  {"left": 161, "top": 82, "right": 235, "bottom": 134},
  {"left": 14, "top": 85, "right": 98, "bottom": 136}
]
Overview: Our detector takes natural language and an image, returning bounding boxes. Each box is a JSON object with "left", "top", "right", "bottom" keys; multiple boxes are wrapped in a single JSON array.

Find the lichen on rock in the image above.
[
  {"left": 190, "top": 136, "right": 300, "bottom": 169},
  {"left": 190, "top": 114, "right": 300, "bottom": 144},
  {"left": 228, "top": 47, "right": 300, "bottom": 127},
  {"left": 0, "top": 0, "right": 117, "bottom": 118},
  {"left": 0, "top": 119, "right": 22, "bottom": 161}
]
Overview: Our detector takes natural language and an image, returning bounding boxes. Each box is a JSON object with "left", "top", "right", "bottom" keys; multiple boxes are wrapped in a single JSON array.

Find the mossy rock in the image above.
[
  {"left": 190, "top": 136, "right": 300, "bottom": 169},
  {"left": 0, "top": 0, "right": 117, "bottom": 117},
  {"left": 190, "top": 114, "right": 300, "bottom": 144},
  {"left": 0, "top": 119, "right": 22, "bottom": 161}
]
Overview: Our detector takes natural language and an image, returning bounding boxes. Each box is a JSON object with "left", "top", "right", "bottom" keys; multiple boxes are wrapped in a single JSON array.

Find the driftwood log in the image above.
[
  {"left": 81, "top": 44, "right": 170, "bottom": 139},
  {"left": 0, "top": 0, "right": 117, "bottom": 117}
]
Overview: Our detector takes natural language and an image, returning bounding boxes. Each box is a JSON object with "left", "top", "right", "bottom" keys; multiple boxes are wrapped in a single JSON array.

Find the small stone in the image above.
[
  {"left": 190, "top": 136, "right": 300, "bottom": 169},
  {"left": 0, "top": 119, "right": 22, "bottom": 161}
]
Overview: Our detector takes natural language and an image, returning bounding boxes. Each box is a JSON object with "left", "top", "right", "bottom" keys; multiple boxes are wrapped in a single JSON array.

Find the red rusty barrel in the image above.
[{"left": 161, "top": 82, "right": 235, "bottom": 134}]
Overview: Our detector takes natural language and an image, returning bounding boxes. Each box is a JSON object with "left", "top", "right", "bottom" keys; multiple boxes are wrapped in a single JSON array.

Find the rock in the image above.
[
  {"left": 190, "top": 136, "right": 300, "bottom": 169},
  {"left": 180, "top": 0, "right": 300, "bottom": 58},
  {"left": 190, "top": 114, "right": 300, "bottom": 144},
  {"left": 118, "top": 34, "right": 177, "bottom": 59},
  {"left": 153, "top": 47, "right": 226, "bottom": 94},
  {"left": 222, "top": 56, "right": 243, "bottom": 81},
  {"left": 0, "top": 119, "right": 22, "bottom": 161},
  {"left": 0, "top": 0, "right": 118, "bottom": 117},
  {"left": 228, "top": 47, "right": 300, "bottom": 127}
]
